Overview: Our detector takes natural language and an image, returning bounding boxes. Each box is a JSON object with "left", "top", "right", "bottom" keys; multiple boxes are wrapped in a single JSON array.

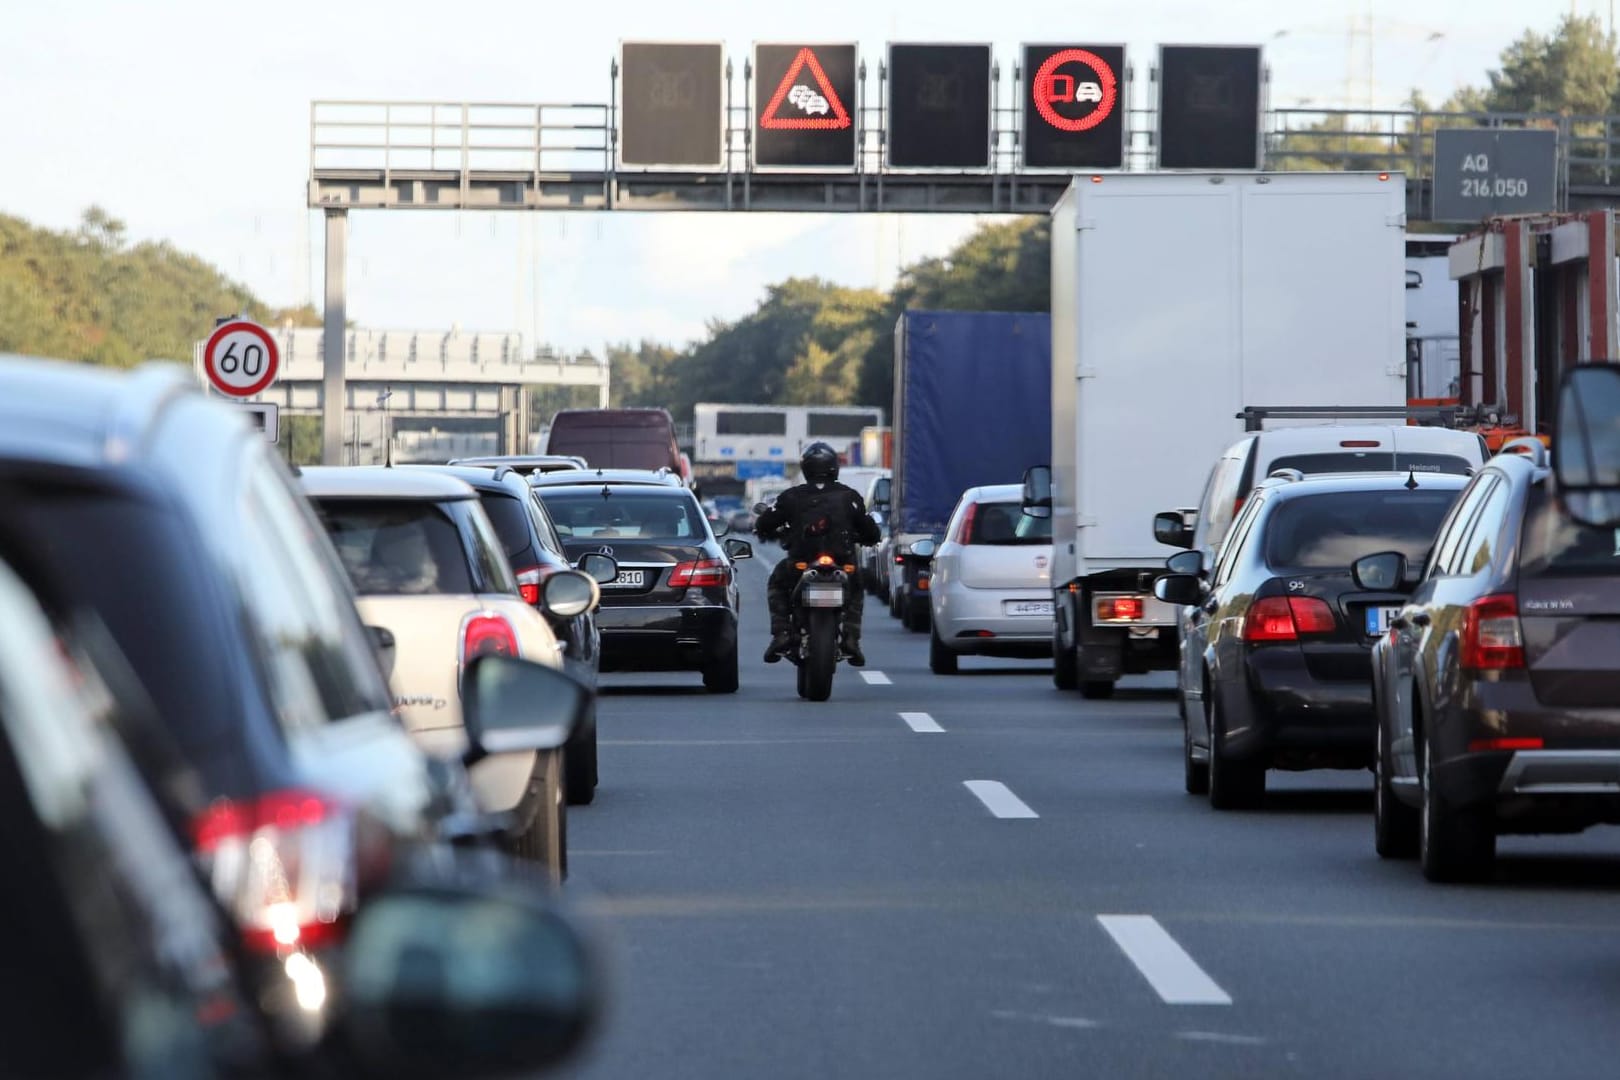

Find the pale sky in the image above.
[{"left": 0, "top": 0, "right": 1577, "bottom": 352}]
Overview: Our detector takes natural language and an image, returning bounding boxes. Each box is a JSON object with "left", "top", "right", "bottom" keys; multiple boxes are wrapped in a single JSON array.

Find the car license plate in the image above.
[
  {"left": 1365, "top": 606, "right": 1401, "bottom": 636},
  {"left": 1004, "top": 600, "right": 1054, "bottom": 616},
  {"left": 607, "top": 570, "right": 645, "bottom": 589}
]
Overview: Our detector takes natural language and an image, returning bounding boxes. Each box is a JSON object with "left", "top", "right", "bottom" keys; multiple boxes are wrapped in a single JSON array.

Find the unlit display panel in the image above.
[
  {"left": 1157, "top": 45, "right": 1263, "bottom": 169},
  {"left": 887, "top": 44, "right": 992, "bottom": 169},
  {"left": 620, "top": 43, "right": 725, "bottom": 168}
]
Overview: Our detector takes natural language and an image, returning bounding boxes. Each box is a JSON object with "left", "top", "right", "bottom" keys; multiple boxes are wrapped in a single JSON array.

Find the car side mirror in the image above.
[
  {"left": 461, "top": 655, "right": 588, "bottom": 765},
  {"left": 1021, "top": 466, "right": 1052, "bottom": 520},
  {"left": 909, "top": 538, "right": 937, "bottom": 559},
  {"left": 1153, "top": 511, "right": 1194, "bottom": 550},
  {"left": 539, "top": 570, "right": 596, "bottom": 620},
  {"left": 871, "top": 477, "right": 892, "bottom": 513},
  {"left": 1154, "top": 573, "right": 1203, "bottom": 607},
  {"left": 337, "top": 871, "right": 599, "bottom": 1079},
  {"left": 577, "top": 552, "right": 618, "bottom": 585},
  {"left": 723, "top": 537, "right": 753, "bottom": 561},
  {"left": 1351, "top": 551, "right": 1410, "bottom": 592},
  {"left": 1165, "top": 550, "right": 1204, "bottom": 577},
  {"left": 1553, "top": 362, "right": 1620, "bottom": 527}
]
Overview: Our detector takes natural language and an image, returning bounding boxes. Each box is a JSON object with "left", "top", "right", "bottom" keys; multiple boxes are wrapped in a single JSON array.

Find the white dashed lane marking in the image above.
[
  {"left": 899, "top": 711, "right": 944, "bottom": 733},
  {"left": 1096, "top": 915, "right": 1232, "bottom": 1006},
  {"left": 963, "top": 780, "right": 1039, "bottom": 819},
  {"left": 859, "top": 670, "right": 892, "bottom": 685}
]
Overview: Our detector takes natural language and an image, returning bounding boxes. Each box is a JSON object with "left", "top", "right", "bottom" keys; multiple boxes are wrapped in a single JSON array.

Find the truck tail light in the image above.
[
  {"left": 1096, "top": 596, "right": 1145, "bottom": 622},
  {"left": 462, "top": 612, "right": 519, "bottom": 666},
  {"left": 1461, "top": 594, "right": 1524, "bottom": 671},
  {"left": 192, "top": 789, "right": 376, "bottom": 956},
  {"left": 670, "top": 559, "right": 730, "bottom": 587}
]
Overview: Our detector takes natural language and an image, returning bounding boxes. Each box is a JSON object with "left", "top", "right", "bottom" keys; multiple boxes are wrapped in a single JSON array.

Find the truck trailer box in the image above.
[{"left": 1044, "top": 171, "right": 1408, "bottom": 693}]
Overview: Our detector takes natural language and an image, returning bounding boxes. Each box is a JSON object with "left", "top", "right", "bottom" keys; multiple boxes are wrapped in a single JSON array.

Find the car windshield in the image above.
[
  {"left": 1267, "top": 451, "right": 1475, "bottom": 476},
  {"left": 1520, "top": 484, "right": 1620, "bottom": 576},
  {"left": 539, "top": 490, "right": 704, "bottom": 539},
  {"left": 966, "top": 502, "right": 1052, "bottom": 545},
  {"left": 1265, "top": 489, "right": 1460, "bottom": 569},
  {"left": 313, "top": 500, "right": 476, "bottom": 595}
]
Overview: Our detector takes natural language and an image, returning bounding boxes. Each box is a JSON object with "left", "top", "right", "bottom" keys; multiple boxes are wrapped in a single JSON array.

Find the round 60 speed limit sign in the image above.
[{"left": 202, "top": 319, "right": 280, "bottom": 397}]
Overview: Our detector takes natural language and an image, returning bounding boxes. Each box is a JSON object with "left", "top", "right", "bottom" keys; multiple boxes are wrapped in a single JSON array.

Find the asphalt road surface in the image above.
[{"left": 561, "top": 550, "right": 1620, "bottom": 1079}]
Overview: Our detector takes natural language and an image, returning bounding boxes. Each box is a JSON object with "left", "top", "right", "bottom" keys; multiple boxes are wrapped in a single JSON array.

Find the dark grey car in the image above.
[{"left": 1369, "top": 445, "right": 1620, "bottom": 882}]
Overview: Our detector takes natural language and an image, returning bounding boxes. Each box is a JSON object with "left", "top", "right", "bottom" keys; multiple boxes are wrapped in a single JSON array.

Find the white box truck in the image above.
[{"left": 1025, "top": 171, "right": 1409, "bottom": 698}]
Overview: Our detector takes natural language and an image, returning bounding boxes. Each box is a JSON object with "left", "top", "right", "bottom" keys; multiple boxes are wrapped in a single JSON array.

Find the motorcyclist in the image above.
[{"left": 755, "top": 442, "right": 882, "bottom": 667}]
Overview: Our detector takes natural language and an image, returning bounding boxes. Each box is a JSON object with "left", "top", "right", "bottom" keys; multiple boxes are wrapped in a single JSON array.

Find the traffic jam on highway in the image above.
[{"left": 9, "top": 153, "right": 1620, "bottom": 1080}]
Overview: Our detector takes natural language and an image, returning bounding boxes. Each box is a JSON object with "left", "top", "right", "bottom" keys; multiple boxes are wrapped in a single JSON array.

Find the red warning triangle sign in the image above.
[{"left": 760, "top": 47, "right": 852, "bottom": 131}]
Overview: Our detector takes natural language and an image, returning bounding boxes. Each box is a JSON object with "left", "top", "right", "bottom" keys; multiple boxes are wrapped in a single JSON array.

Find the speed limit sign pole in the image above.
[{"left": 202, "top": 318, "right": 280, "bottom": 399}]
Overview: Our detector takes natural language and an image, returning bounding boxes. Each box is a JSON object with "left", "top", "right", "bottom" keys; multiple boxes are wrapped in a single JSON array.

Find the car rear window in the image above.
[
  {"left": 313, "top": 500, "right": 476, "bottom": 596},
  {"left": 539, "top": 490, "right": 703, "bottom": 539},
  {"left": 1266, "top": 451, "right": 1474, "bottom": 476},
  {"left": 1265, "top": 489, "right": 1460, "bottom": 569},
  {"left": 1519, "top": 485, "right": 1620, "bottom": 577},
  {"left": 477, "top": 492, "right": 533, "bottom": 560},
  {"left": 966, "top": 502, "right": 1052, "bottom": 546}
]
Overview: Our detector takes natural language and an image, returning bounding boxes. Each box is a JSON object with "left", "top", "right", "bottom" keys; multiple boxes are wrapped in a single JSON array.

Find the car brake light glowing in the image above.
[
  {"left": 515, "top": 565, "right": 545, "bottom": 606},
  {"left": 1289, "top": 596, "right": 1336, "bottom": 634},
  {"left": 1468, "top": 737, "right": 1544, "bottom": 752},
  {"left": 1460, "top": 593, "right": 1525, "bottom": 670},
  {"left": 461, "top": 612, "right": 519, "bottom": 666},
  {"left": 670, "top": 559, "right": 731, "bottom": 587},
  {"left": 1096, "top": 596, "right": 1145, "bottom": 622},
  {"left": 191, "top": 790, "right": 356, "bottom": 954}
]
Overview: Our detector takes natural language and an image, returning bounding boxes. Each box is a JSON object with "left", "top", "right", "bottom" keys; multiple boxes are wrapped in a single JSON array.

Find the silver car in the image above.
[{"left": 927, "top": 484, "right": 1055, "bottom": 674}]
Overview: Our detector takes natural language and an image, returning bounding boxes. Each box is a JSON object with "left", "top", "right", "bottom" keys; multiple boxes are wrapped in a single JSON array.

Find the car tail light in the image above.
[
  {"left": 515, "top": 565, "right": 545, "bottom": 606},
  {"left": 1244, "top": 596, "right": 1335, "bottom": 642},
  {"left": 1340, "top": 440, "right": 1382, "bottom": 448},
  {"left": 192, "top": 790, "right": 368, "bottom": 954},
  {"left": 1289, "top": 596, "right": 1336, "bottom": 634},
  {"left": 1468, "top": 736, "right": 1544, "bottom": 752},
  {"left": 1460, "top": 593, "right": 1525, "bottom": 670},
  {"left": 462, "top": 611, "right": 519, "bottom": 666},
  {"left": 1096, "top": 596, "right": 1145, "bottom": 622},
  {"left": 670, "top": 559, "right": 731, "bottom": 587},
  {"left": 954, "top": 502, "right": 979, "bottom": 545}
]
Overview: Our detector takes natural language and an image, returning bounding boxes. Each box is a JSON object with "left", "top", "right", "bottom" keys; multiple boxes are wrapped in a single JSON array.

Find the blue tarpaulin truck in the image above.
[{"left": 886, "top": 311, "right": 1052, "bottom": 629}]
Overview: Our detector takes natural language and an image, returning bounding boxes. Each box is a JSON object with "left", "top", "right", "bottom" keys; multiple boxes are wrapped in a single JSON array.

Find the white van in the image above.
[{"left": 1156, "top": 425, "right": 1490, "bottom": 565}]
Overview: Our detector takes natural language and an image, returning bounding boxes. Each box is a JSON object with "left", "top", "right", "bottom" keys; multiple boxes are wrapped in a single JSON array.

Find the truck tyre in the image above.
[
  {"left": 929, "top": 626, "right": 958, "bottom": 675},
  {"left": 1420, "top": 739, "right": 1495, "bottom": 882},
  {"left": 1373, "top": 720, "right": 1417, "bottom": 858},
  {"left": 1207, "top": 698, "right": 1264, "bottom": 810},
  {"left": 1079, "top": 680, "right": 1115, "bottom": 700},
  {"left": 1052, "top": 624, "right": 1079, "bottom": 690}
]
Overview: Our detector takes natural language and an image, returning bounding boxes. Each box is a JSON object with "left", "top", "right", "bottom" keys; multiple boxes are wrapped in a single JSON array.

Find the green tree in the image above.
[{"left": 1480, "top": 13, "right": 1617, "bottom": 115}]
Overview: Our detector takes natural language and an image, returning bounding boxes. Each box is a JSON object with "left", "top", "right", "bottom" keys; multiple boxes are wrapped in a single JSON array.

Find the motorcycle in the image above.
[{"left": 755, "top": 501, "right": 855, "bottom": 701}]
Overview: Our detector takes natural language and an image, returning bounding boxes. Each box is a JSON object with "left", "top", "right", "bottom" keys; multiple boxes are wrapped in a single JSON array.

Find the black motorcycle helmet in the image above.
[{"left": 800, "top": 442, "right": 840, "bottom": 485}]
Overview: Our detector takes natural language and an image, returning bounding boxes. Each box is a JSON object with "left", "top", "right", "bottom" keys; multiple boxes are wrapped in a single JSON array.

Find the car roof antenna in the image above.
[{"left": 1404, "top": 468, "right": 1419, "bottom": 490}]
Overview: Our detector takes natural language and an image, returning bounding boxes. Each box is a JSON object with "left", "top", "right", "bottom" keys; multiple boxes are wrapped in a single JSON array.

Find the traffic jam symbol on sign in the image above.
[
  {"left": 760, "top": 48, "right": 852, "bottom": 130},
  {"left": 202, "top": 319, "right": 279, "bottom": 398},
  {"left": 1032, "top": 49, "right": 1118, "bottom": 133}
]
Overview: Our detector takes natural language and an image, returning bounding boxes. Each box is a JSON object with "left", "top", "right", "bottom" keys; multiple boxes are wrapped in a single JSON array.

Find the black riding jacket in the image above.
[{"left": 755, "top": 481, "right": 882, "bottom": 561}]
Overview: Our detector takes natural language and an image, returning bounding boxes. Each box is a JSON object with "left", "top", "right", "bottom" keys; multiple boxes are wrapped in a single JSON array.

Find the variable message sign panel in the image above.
[
  {"left": 1157, "top": 45, "right": 1263, "bottom": 169},
  {"left": 1022, "top": 44, "right": 1126, "bottom": 170},
  {"left": 887, "top": 43, "right": 992, "bottom": 169},
  {"left": 755, "top": 43, "right": 858, "bottom": 168},
  {"left": 620, "top": 43, "right": 726, "bottom": 168}
]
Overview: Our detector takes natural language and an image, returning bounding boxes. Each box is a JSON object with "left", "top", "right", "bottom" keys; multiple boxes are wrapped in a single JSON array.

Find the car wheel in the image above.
[
  {"left": 929, "top": 625, "right": 958, "bottom": 675},
  {"left": 906, "top": 597, "right": 930, "bottom": 633},
  {"left": 1419, "top": 738, "right": 1494, "bottom": 883},
  {"left": 510, "top": 752, "right": 567, "bottom": 883},
  {"left": 889, "top": 585, "right": 903, "bottom": 619},
  {"left": 1373, "top": 718, "right": 1417, "bottom": 859},
  {"left": 703, "top": 641, "right": 740, "bottom": 694},
  {"left": 565, "top": 718, "right": 598, "bottom": 806},
  {"left": 1207, "top": 696, "right": 1264, "bottom": 810},
  {"left": 1183, "top": 697, "right": 1209, "bottom": 795},
  {"left": 1078, "top": 680, "right": 1115, "bottom": 700},
  {"left": 1052, "top": 622, "right": 1079, "bottom": 691}
]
